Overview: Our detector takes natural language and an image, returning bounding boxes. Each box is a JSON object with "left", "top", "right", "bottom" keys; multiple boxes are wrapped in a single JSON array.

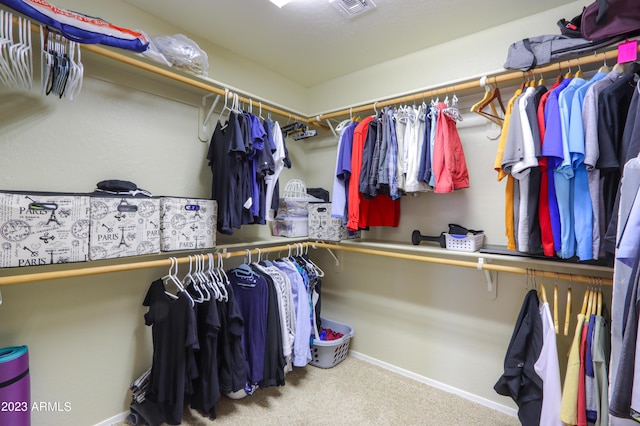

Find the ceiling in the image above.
[{"left": 124, "top": 0, "right": 578, "bottom": 88}]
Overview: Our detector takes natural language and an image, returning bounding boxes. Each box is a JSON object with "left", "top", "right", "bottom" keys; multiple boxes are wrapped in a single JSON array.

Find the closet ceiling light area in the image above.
[{"left": 123, "top": 0, "right": 577, "bottom": 87}]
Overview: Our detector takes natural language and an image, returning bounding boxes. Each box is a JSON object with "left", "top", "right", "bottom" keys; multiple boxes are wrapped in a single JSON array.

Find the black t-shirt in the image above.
[
  {"left": 253, "top": 267, "right": 286, "bottom": 389},
  {"left": 217, "top": 283, "right": 247, "bottom": 394},
  {"left": 143, "top": 279, "right": 199, "bottom": 425},
  {"left": 207, "top": 113, "right": 245, "bottom": 235},
  {"left": 190, "top": 296, "right": 221, "bottom": 419}
]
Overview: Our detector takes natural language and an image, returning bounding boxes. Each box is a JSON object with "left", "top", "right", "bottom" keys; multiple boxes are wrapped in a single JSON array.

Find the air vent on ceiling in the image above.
[{"left": 330, "top": 0, "right": 377, "bottom": 19}]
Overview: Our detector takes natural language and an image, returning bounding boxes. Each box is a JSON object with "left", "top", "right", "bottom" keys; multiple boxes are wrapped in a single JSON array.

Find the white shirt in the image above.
[{"left": 534, "top": 301, "right": 563, "bottom": 426}]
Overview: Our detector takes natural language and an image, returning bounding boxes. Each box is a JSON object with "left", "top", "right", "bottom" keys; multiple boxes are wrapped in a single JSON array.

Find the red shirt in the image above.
[
  {"left": 537, "top": 84, "right": 559, "bottom": 257},
  {"left": 347, "top": 117, "right": 375, "bottom": 231}
]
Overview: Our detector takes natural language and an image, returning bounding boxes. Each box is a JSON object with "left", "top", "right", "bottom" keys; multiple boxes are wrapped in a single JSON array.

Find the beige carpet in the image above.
[{"left": 115, "top": 356, "right": 519, "bottom": 426}]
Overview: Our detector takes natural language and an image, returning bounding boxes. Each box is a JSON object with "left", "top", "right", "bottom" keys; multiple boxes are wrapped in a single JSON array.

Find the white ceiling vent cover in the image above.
[{"left": 330, "top": 0, "right": 377, "bottom": 19}]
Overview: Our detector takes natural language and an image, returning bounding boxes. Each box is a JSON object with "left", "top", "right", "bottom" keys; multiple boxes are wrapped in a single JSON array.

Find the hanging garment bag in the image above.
[{"left": 0, "top": 346, "right": 30, "bottom": 426}]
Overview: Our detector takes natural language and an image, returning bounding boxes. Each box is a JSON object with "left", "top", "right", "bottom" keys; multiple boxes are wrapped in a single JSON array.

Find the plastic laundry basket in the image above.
[
  {"left": 0, "top": 346, "right": 30, "bottom": 426},
  {"left": 310, "top": 318, "right": 354, "bottom": 369}
]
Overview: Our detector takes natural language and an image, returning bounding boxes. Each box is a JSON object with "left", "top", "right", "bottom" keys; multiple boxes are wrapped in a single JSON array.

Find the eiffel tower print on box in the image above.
[
  {"left": 0, "top": 191, "right": 90, "bottom": 268},
  {"left": 88, "top": 196, "right": 160, "bottom": 260}
]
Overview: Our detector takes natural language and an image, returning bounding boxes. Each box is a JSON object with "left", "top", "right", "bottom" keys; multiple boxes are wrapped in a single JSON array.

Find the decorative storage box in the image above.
[
  {"left": 311, "top": 318, "right": 355, "bottom": 369},
  {"left": 307, "top": 203, "right": 360, "bottom": 242},
  {"left": 159, "top": 197, "right": 217, "bottom": 251},
  {"left": 0, "top": 191, "right": 90, "bottom": 268},
  {"left": 89, "top": 196, "right": 161, "bottom": 260}
]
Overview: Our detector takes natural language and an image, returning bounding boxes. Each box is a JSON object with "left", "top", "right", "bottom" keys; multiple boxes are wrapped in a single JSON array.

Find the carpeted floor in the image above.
[{"left": 115, "top": 356, "right": 519, "bottom": 426}]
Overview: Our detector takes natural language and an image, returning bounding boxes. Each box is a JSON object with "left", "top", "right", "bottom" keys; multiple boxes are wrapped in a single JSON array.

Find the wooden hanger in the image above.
[
  {"left": 587, "top": 286, "right": 595, "bottom": 317},
  {"left": 564, "top": 61, "right": 574, "bottom": 79},
  {"left": 539, "top": 280, "right": 548, "bottom": 304},
  {"left": 575, "top": 58, "right": 584, "bottom": 79},
  {"left": 473, "top": 77, "right": 505, "bottom": 126},
  {"left": 580, "top": 289, "right": 591, "bottom": 315},
  {"left": 470, "top": 77, "right": 492, "bottom": 113},
  {"left": 564, "top": 276, "right": 572, "bottom": 336},
  {"left": 596, "top": 278, "right": 603, "bottom": 317},
  {"left": 598, "top": 52, "right": 610, "bottom": 73},
  {"left": 553, "top": 274, "right": 559, "bottom": 334}
]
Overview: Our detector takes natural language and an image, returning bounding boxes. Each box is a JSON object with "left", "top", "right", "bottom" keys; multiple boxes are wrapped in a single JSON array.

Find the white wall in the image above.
[
  {"left": 307, "top": 1, "right": 585, "bottom": 115},
  {"left": 0, "top": 1, "right": 615, "bottom": 424}
]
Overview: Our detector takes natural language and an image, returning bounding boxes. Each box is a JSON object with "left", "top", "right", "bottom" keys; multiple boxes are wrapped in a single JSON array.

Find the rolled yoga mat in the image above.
[{"left": 0, "top": 346, "right": 30, "bottom": 426}]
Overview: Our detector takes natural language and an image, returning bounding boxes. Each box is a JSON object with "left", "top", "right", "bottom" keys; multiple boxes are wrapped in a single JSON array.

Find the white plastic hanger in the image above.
[
  {"left": 194, "top": 254, "right": 211, "bottom": 302},
  {"left": 161, "top": 257, "right": 182, "bottom": 300},
  {"left": 215, "top": 253, "right": 229, "bottom": 301},
  {"left": 204, "top": 253, "right": 222, "bottom": 301},
  {"left": 0, "top": 11, "right": 18, "bottom": 88},
  {"left": 182, "top": 255, "right": 204, "bottom": 303}
]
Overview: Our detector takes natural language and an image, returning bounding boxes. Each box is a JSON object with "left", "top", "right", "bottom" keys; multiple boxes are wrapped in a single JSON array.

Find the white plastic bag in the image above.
[{"left": 149, "top": 34, "right": 209, "bottom": 76}]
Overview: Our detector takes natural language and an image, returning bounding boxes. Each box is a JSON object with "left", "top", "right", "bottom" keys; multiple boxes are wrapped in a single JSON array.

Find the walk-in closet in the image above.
[{"left": 0, "top": 0, "right": 638, "bottom": 425}]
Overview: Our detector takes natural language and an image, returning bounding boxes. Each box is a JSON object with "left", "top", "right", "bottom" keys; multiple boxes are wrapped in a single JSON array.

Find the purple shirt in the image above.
[{"left": 542, "top": 79, "right": 571, "bottom": 252}]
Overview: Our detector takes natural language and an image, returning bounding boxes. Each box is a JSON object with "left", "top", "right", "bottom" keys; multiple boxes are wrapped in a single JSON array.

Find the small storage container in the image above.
[
  {"left": 444, "top": 233, "right": 485, "bottom": 252},
  {"left": 307, "top": 203, "right": 360, "bottom": 242},
  {"left": 271, "top": 217, "right": 308, "bottom": 238},
  {"left": 310, "top": 318, "right": 355, "bottom": 369}
]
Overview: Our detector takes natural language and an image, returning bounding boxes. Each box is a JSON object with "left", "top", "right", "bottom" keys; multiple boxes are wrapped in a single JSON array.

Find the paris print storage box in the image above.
[
  {"left": 0, "top": 191, "right": 90, "bottom": 268},
  {"left": 159, "top": 197, "right": 217, "bottom": 251},
  {"left": 88, "top": 196, "right": 160, "bottom": 260},
  {"left": 307, "top": 203, "right": 360, "bottom": 242}
]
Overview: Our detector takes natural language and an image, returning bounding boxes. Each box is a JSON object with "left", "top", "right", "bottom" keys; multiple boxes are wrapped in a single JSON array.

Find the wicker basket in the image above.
[{"left": 310, "top": 318, "right": 355, "bottom": 369}]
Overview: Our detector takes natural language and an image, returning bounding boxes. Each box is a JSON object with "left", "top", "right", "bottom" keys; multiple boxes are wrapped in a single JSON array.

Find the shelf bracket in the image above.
[
  {"left": 324, "top": 118, "right": 339, "bottom": 141},
  {"left": 477, "top": 257, "right": 497, "bottom": 300},
  {"left": 198, "top": 93, "right": 221, "bottom": 143}
]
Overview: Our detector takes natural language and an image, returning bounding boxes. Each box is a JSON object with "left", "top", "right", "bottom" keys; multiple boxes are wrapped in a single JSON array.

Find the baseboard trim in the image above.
[
  {"left": 349, "top": 351, "right": 518, "bottom": 418},
  {"left": 94, "top": 410, "right": 128, "bottom": 426}
]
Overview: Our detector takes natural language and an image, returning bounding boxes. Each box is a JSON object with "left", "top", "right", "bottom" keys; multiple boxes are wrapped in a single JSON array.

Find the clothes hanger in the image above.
[
  {"left": 527, "top": 71, "right": 537, "bottom": 88},
  {"left": 554, "top": 63, "right": 564, "bottom": 85},
  {"left": 161, "top": 257, "right": 180, "bottom": 300},
  {"left": 613, "top": 61, "right": 626, "bottom": 74},
  {"left": 217, "top": 88, "right": 232, "bottom": 124},
  {"left": 302, "top": 243, "right": 324, "bottom": 277},
  {"left": 218, "top": 253, "right": 230, "bottom": 301},
  {"left": 537, "top": 68, "right": 545, "bottom": 87},
  {"left": 564, "top": 61, "right": 573, "bottom": 79},
  {"left": 0, "top": 11, "right": 18, "bottom": 89},
  {"left": 596, "top": 278, "right": 603, "bottom": 317},
  {"left": 553, "top": 274, "right": 559, "bottom": 334},
  {"left": 581, "top": 287, "right": 591, "bottom": 317},
  {"left": 195, "top": 254, "right": 211, "bottom": 302},
  {"left": 564, "top": 275, "right": 572, "bottom": 336},
  {"left": 474, "top": 77, "right": 505, "bottom": 126},
  {"left": 203, "top": 253, "right": 221, "bottom": 301},
  {"left": 183, "top": 255, "right": 204, "bottom": 303},
  {"left": 575, "top": 58, "right": 584, "bottom": 79},
  {"left": 443, "top": 93, "right": 463, "bottom": 122},
  {"left": 598, "top": 52, "right": 610, "bottom": 74},
  {"left": 233, "top": 249, "right": 257, "bottom": 286},
  {"left": 535, "top": 271, "right": 548, "bottom": 304},
  {"left": 470, "top": 76, "right": 492, "bottom": 113}
]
